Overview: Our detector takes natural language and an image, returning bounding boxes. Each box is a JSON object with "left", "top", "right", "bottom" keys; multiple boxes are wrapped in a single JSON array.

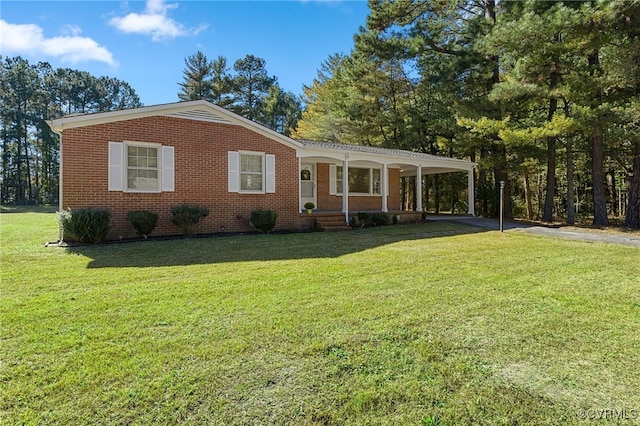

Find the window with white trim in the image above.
[
  {"left": 126, "top": 144, "right": 160, "bottom": 192},
  {"left": 227, "top": 151, "right": 275, "bottom": 194},
  {"left": 240, "top": 152, "right": 264, "bottom": 192},
  {"left": 108, "top": 141, "right": 174, "bottom": 193},
  {"left": 335, "top": 166, "right": 381, "bottom": 195}
]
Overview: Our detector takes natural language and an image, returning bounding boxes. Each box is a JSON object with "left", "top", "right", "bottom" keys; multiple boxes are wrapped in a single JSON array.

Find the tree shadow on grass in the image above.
[{"left": 68, "top": 223, "right": 485, "bottom": 269}]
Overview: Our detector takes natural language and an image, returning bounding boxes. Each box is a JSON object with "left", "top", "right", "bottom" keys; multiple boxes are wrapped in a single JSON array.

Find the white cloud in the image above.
[
  {"left": 0, "top": 19, "right": 116, "bottom": 66},
  {"left": 109, "top": 0, "right": 206, "bottom": 41},
  {"left": 60, "top": 24, "right": 82, "bottom": 37}
]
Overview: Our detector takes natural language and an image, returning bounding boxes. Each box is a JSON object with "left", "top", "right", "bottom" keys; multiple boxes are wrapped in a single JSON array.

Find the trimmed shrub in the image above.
[
  {"left": 371, "top": 212, "right": 390, "bottom": 226},
  {"left": 312, "top": 218, "right": 322, "bottom": 232},
  {"left": 127, "top": 210, "right": 158, "bottom": 239},
  {"left": 392, "top": 214, "right": 400, "bottom": 225},
  {"left": 421, "top": 211, "right": 428, "bottom": 221},
  {"left": 58, "top": 208, "right": 111, "bottom": 244},
  {"left": 171, "top": 204, "right": 209, "bottom": 236},
  {"left": 349, "top": 216, "right": 360, "bottom": 229},
  {"left": 250, "top": 209, "right": 278, "bottom": 233},
  {"left": 357, "top": 212, "right": 371, "bottom": 225}
]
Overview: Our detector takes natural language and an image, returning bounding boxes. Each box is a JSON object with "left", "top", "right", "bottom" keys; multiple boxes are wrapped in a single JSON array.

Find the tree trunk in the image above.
[
  {"left": 524, "top": 171, "right": 533, "bottom": 220},
  {"left": 592, "top": 128, "right": 609, "bottom": 225},
  {"left": 566, "top": 133, "right": 575, "bottom": 225},
  {"left": 542, "top": 136, "right": 556, "bottom": 223},
  {"left": 589, "top": 50, "right": 609, "bottom": 226},
  {"left": 24, "top": 136, "right": 33, "bottom": 202},
  {"left": 565, "top": 101, "right": 575, "bottom": 225},
  {"left": 542, "top": 69, "right": 560, "bottom": 222},
  {"left": 625, "top": 138, "right": 640, "bottom": 229},
  {"left": 624, "top": 12, "right": 640, "bottom": 228},
  {"left": 607, "top": 169, "right": 617, "bottom": 217},
  {"left": 536, "top": 171, "right": 543, "bottom": 218}
]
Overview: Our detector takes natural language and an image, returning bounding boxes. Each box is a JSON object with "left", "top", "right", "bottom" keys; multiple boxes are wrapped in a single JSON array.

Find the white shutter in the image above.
[
  {"left": 228, "top": 151, "right": 239, "bottom": 192},
  {"left": 108, "top": 142, "right": 124, "bottom": 191},
  {"left": 329, "top": 164, "right": 337, "bottom": 195},
  {"left": 265, "top": 154, "right": 275, "bottom": 193},
  {"left": 161, "top": 146, "right": 175, "bottom": 192}
]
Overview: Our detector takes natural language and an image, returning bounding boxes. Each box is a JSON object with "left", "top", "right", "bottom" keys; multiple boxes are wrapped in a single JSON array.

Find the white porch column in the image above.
[
  {"left": 415, "top": 165, "right": 422, "bottom": 212},
  {"left": 467, "top": 169, "right": 475, "bottom": 216},
  {"left": 381, "top": 163, "right": 388, "bottom": 212},
  {"left": 342, "top": 156, "right": 349, "bottom": 223}
]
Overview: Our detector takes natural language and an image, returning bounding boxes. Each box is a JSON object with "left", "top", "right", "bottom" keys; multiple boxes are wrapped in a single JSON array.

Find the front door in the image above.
[{"left": 300, "top": 163, "right": 316, "bottom": 211}]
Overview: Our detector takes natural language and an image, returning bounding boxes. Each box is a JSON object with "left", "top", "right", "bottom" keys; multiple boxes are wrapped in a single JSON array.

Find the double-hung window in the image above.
[
  {"left": 108, "top": 141, "right": 174, "bottom": 193},
  {"left": 126, "top": 144, "right": 160, "bottom": 192},
  {"left": 228, "top": 150, "right": 275, "bottom": 194},
  {"left": 240, "top": 153, "right": 264, "bottom": 192}
]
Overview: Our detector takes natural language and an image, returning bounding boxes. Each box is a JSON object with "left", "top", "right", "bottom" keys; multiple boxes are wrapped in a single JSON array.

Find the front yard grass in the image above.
[{"left": 1, "top": 209, "right": 639, "bottom": 425}]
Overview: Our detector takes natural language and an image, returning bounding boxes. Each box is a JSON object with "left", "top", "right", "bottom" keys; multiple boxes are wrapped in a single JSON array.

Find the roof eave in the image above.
[
  {"left": 45, "top": 100, "right": 304, "bottom": 150},
  {"left": 298, "top": 142, "right": 476, "bottom": 171}
]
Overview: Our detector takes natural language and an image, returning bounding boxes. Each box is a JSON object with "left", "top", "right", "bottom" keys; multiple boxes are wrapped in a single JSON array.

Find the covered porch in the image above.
[{"left": 296, "top": 140, "right": 476, "bottom": 224}]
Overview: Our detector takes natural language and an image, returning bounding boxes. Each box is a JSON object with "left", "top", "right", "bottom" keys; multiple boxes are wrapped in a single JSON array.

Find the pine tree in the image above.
[
  {"left": 177, "top": 51, "right": 214, "bottom": 101},
  {"left": 210, "top": 56, "right": 233, "bottom": 108},
  {"left": 230, "top": 55, "right": 276, "bottom": 122}
]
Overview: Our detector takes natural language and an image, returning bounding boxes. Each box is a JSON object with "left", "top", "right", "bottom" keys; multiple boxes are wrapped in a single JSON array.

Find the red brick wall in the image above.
[
  {"left": 61, "top": 116, "right": 301, "bottom": 239},
  {"left": 315, "top": 163, "right": 402, "bottom": 212}
]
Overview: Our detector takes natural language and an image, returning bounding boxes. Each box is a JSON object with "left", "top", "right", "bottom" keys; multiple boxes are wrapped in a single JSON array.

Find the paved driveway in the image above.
[{"left": 427, "top": 215, "right": 640, "bottom": 247}]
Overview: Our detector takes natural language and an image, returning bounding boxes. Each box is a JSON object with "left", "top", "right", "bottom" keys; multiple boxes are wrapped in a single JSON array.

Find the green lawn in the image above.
[{"left": 1, "top": 208, "right": 639, "bottom": 425}]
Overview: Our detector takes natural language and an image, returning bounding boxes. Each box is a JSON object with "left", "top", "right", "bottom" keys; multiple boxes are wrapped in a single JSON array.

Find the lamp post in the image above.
[{"left": 499, "top": 180, "right": 505, "bottom": 232}]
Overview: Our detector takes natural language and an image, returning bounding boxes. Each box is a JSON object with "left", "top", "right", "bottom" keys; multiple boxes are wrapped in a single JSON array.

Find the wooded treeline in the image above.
[
  {"left": 0, "top": 56, "right": 143, "bottom": 205},
  {"left": 177, "top": 52, "right": 303, "bottom": 136},
  {"left": 293, "top": 0, "right": 640, "bottom": 228}
]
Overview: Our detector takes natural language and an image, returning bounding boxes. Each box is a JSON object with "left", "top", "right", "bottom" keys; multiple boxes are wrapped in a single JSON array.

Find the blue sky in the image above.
[{"left": 0, "top": 0, "right": 370, "bottom": 105}]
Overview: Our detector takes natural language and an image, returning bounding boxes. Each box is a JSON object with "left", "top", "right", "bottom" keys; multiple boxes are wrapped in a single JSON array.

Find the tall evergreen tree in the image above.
[
  {"left": 177, "top": 51, "right": 214, "bottom": 101},
  {"left": 230, "top": 55, "right": 276, "bottom": 122},
  {"left": 210, "top": 56, "right": 233, "bottom": 108}
]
